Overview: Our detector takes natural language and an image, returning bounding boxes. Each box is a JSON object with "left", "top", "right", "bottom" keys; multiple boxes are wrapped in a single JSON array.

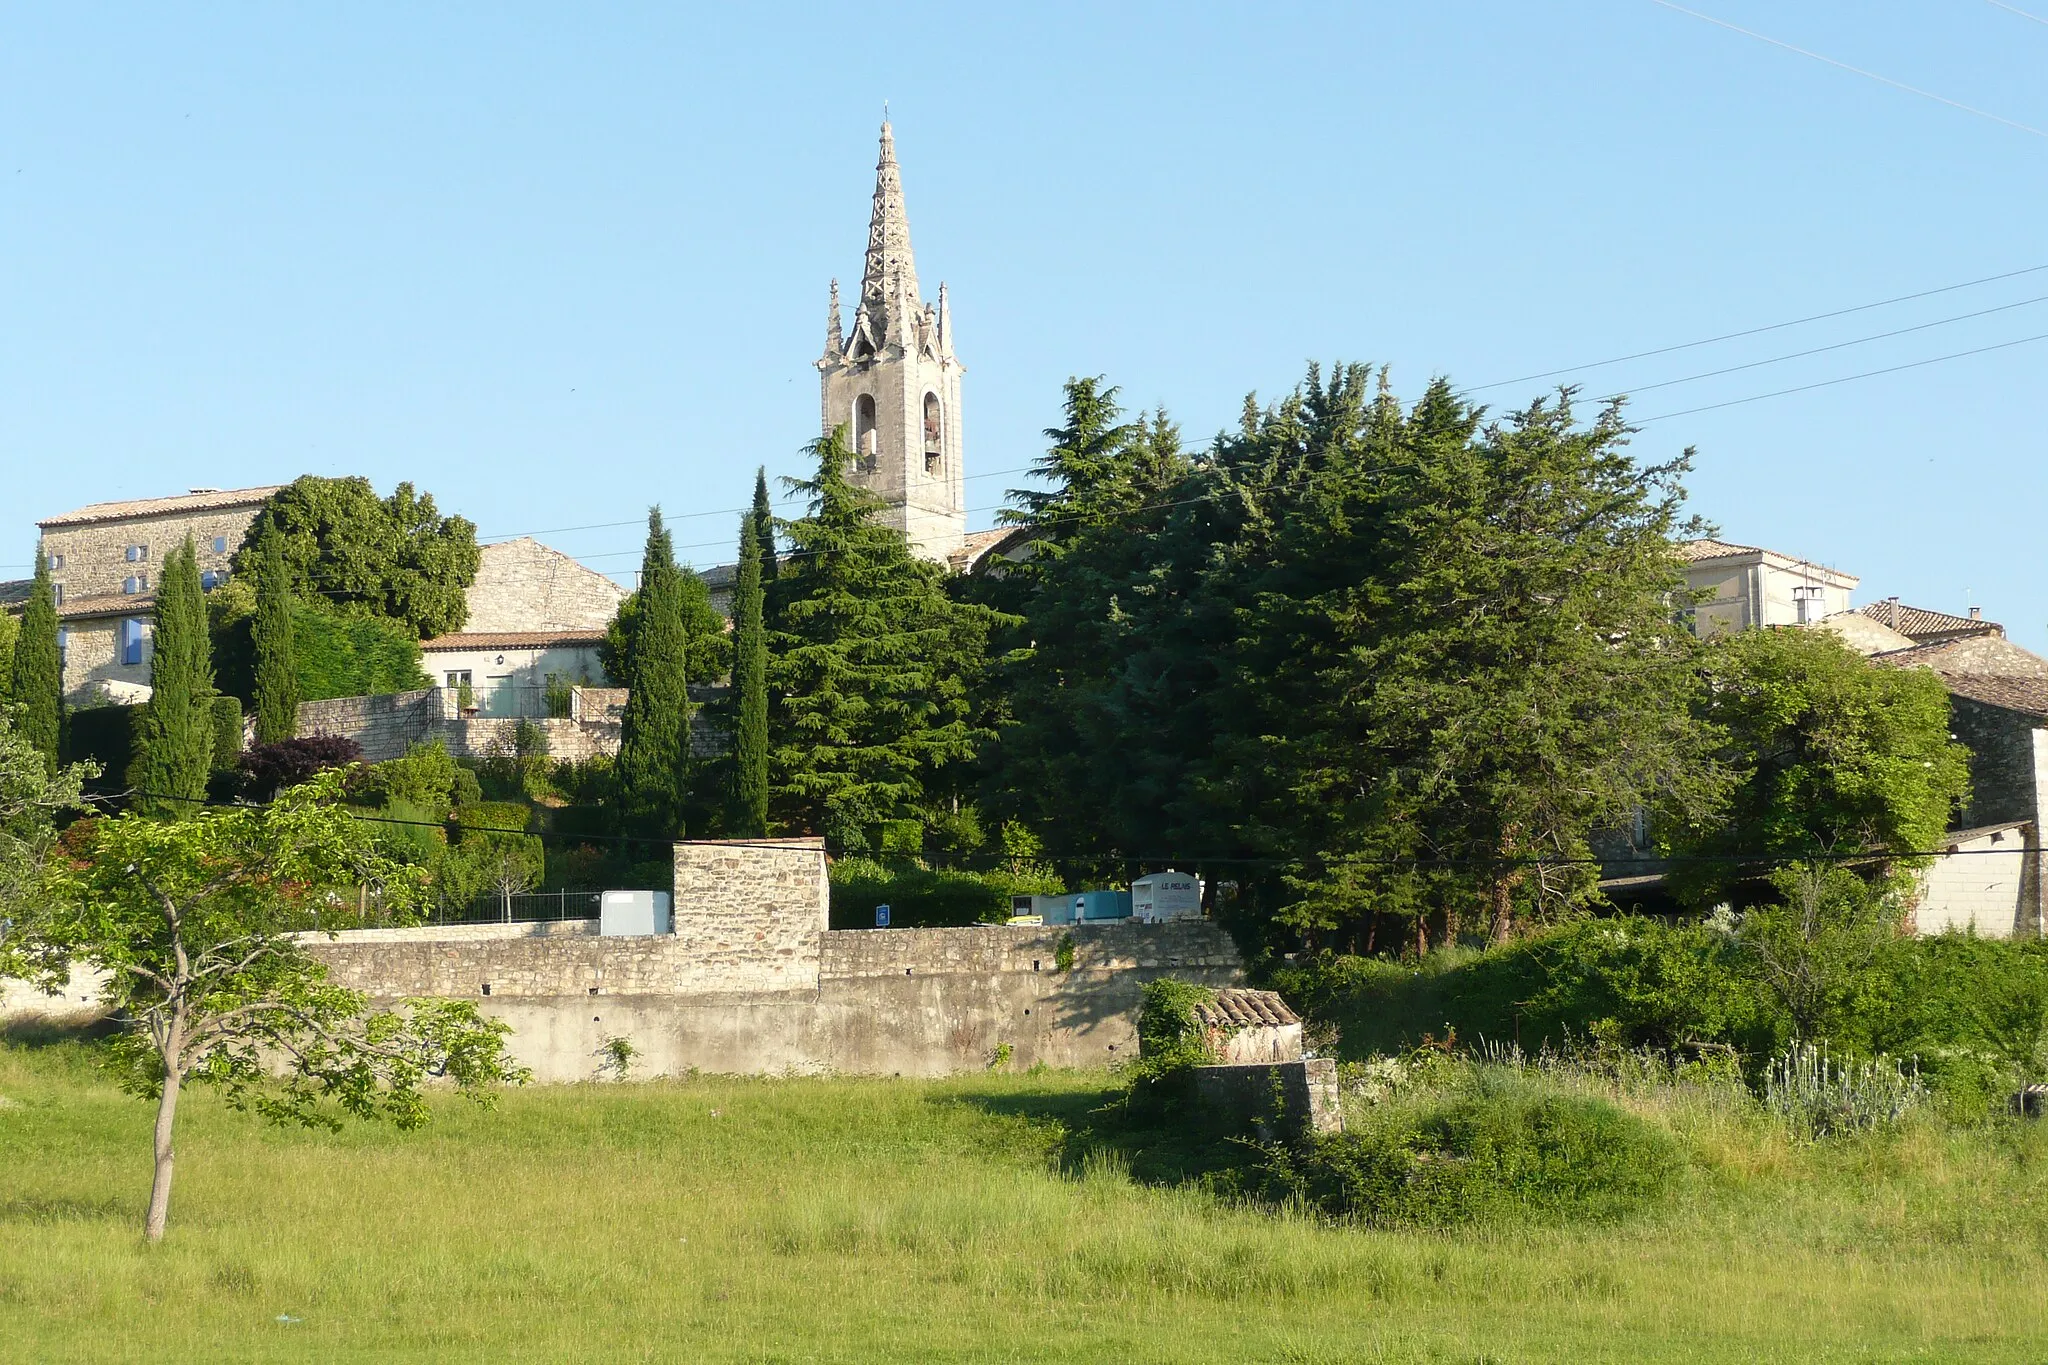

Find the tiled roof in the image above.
[
  {"left": 1943, "top": 821, "right": 2034, "bottom": 846},
  {"left": 1938, "top": 673, "right": 2048, "bottom": 720},
  {"left": 420, "top": 629, "right": 607, "bottom": 651},
  {"left": 38, "top": 485, "right": 285, "bottom": 528},
  {"left": 1193, "top": 988, "right": 1300, "bottom": 1031},
  {"left": 56, "top": 592, "right": 156, "bottom": 620},
  {"left": 1849, "top": 600, "right": 2001, "bottom": 642},
  {"left": 1673, "top": 538, "right": 1764, "bottom": 563}
]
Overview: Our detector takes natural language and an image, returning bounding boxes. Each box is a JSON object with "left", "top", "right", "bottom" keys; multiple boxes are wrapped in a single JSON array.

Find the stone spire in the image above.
[
  {"left": 852, "top": 120, "right": 920, "bottom": 356},
  {"left": 822, "top": 278, "right": 843, "bottom": 362}
]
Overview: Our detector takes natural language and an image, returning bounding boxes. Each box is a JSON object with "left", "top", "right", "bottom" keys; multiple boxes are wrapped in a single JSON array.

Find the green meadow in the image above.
[{"left": 5, "top": 1029, "right": 2048, "bottom": 1364}]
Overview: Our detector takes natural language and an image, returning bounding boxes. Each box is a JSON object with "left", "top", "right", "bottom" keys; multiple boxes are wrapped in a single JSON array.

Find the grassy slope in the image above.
[{"left": 4, "top": 1036, "right": 2048, "bottom": 1364}]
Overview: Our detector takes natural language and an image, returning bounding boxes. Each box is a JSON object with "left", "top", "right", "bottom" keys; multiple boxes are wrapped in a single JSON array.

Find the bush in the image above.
[
  {"left": 827, "top": 858, "right": 1063, "bottom": 929},
  {"left": 354, "top": 740, "right": 462, "bottom": 816},
  {"left": 236, "top": 735, "right": 362, "bottom": 796},
  {"left": 1263, "top": 1085, "right": 1678, "bottom": 1226},
  {"left": 1122, "top": 979, "right": 1219, "bottom": 1118},
  {"left": 215, "top": 599, "right": 431, "bottom": 704}
]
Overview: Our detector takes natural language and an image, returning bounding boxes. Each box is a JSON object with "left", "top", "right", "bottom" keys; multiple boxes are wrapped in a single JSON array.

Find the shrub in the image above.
[
  {"left": 1122, "top": 979, "right": 1219, "bottom": 1118},
  {"left": 1264, "top": 1086, "right": 1678, "bottom": 1226},
  {"left": 1761, "top": 1041, "right": 1924, "bottom": 1138},
  {"left": 355, "top": 740, "right": 461, "bottom": 816},
  {"left": 237, "top": 735, "right": 362, "bottom": 796}
]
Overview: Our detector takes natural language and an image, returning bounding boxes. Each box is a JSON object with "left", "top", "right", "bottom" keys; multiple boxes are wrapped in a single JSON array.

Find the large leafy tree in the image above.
[
  {"left": 129, "top": 538, "right": 216, "bottom": 816},
  {"left": 8, "top": 547, "right": 62, "bottom": 772},
  {"left": 1662, "top": 624, "right": 1969, "bottom": 907},
  {"left": 728, "top": 510, "right": 770, "bottom": 837},
  {"left": 597, "top": 563, "right": 729, "bottom": 686},
  {"left": 611, "top": 510, "right": 693, "bottom": 838},
  {"left": 768, "top": 427, "right": 1001, "bottom": 851},
  {"left": 39, "top": 773, "right": 523, "bottom": 1241},
  {"left": 251, "top": 534, "right": 301, "bottom": 743},
  {"left": 1223, "top": 374, "right": 1717, "bottom": 945},
  {"left": 234, "top": 476, "right": 481, "bottom": 639}
]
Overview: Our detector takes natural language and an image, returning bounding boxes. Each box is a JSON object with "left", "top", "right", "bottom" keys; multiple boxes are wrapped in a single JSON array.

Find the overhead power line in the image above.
[
  {"left": 1985, "top": 0, "right": 2048, "bottom": 27},
  {"left": 1464, "top": 262, "right": 2048, "bottom": 392},
  {"left": 1647, "top": 0, "right": 2048, "bottom": 140}
]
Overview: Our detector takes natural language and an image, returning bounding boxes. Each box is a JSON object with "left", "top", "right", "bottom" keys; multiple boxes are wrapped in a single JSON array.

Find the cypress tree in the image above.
[
  {"left": 768, "top": 427, "right": 1000, "bottom": 851},
  {"left": 8, "top": 545, "right": 62, "bottom": 772},
  {"left": 751, "top": 466, "right": 778, "bottom": 584},
  {"left": 251, "top": 536, "right": 301, "bottom": 743},
  {"left": 129, "top": 537, "right": 215, "bottom": 815},
  {"left": 728, "top": 511, "right": 770, "bottom": 837},
  {"left": 613, "top": 509, "right": 692, "bottom": 838}
]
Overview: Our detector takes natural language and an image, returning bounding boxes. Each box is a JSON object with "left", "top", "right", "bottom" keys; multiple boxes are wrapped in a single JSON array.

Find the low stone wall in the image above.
[
  {"left": 301, "top": 915, "right": 1244, "bottom": 1081},
  {"left": 293, "top": 690, "right": 623, "bottom": 763}
]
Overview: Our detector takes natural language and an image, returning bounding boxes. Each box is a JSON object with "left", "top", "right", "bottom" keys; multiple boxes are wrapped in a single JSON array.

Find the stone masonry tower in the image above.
[{"left": 816, "top": 122, "right": 967, "bottom": 564}]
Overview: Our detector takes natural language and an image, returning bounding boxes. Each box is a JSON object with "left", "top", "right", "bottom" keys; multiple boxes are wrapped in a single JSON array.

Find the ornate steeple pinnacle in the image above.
[
  {"left": 822, "top": 278, "right": 844, "bottom": 362},
  {"left": 852, "top": 120, "right": 920, "bottom": 356}
]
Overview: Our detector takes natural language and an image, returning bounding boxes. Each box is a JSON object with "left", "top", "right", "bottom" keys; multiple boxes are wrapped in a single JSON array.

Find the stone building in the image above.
[
  {"left": 419, "top": 537, "right": 625, "bottom": 710},
  {"left": 32, "top": 485, "right": 282, "bottom": 704},
  {"left": 1676, "top": 538, "right": 1859, "bottom": 637},
  {"left": 816, "top": 122, "right": 968, "bottom": 564}
]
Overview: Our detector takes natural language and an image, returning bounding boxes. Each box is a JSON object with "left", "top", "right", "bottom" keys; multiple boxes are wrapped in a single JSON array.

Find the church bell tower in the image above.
[{"left": 816, "top": 121, "right": 967, "bottom": 564}]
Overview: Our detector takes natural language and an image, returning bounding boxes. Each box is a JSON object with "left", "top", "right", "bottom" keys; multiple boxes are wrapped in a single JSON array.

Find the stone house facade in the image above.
[
  {"left": 1676, "top": 538, "right": 1858, "bottom": 637},
  {"left": 34, "top": 486, "right": 282, "bottom": 704}
]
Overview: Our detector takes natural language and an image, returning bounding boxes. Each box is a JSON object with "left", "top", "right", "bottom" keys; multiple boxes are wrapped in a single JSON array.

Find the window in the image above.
[
  {"left": 125, "top": 545, "right": 147, "bottom": 563},
  {"left": 923, "top": 392, "right": 943, "bottom": 474},
  {"left": 121, "top": 619, "right": 145, "bottom": 667},
  {"left": 46, "top": 552, "right": 63, "bottom": 571},
  {"left": 122, "top": 575, "right": 146, "bottom": 595},
  {"left": 55, "top": 629, "right": 68, "bottom": 659},
  {"left": 212, "top": 536, "right": 228, "bottom": 555},
  {"left": 200, "top": 569, "right": 222, "bottom": 590},
  {"left": 445, "top": 670, "right": 472, "bottom": 688},
  {"left": 51, "top": 583, "right": 63, "bottom": 606},
  {"left": 854, "top": 394, "right": 878, "bottom": 468}
]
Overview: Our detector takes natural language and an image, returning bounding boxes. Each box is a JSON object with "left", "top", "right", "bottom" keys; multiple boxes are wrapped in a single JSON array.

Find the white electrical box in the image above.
[{"left": 600, "top": 890, "right": 673, "bottom": 937}]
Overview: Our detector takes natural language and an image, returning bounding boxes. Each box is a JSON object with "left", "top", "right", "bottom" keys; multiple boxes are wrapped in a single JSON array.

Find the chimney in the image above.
[{"left": 1969, "top": 607, "right": 1982, "bottom": 621}]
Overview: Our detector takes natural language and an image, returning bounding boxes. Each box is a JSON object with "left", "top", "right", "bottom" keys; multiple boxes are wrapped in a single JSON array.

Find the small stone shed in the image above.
[{"left": 1195, "top": 988, "right": 1304, "bottom": 1064}]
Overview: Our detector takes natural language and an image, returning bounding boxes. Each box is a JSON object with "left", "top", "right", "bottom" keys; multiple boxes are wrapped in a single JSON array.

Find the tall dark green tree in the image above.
[
  {"left": 8, "top": 546, "right": 62, "bottom": 772},
  {"left": 768, "top": 427, "right": 1000, "bottom": 851},
  {"left": 129, "top": 538, "right": 216, "bottom": 815},
  {"left": 251, "top": 535, "right": 301, "bottom": 744},
  {"left": 751, "top": 466, "right": 778, "bottom": 585},
  {"left": 727, "top": 512, "right": 770, "bottom": 837},
  {"left": 612, "top": 510, "right": 692, "bottom": 838}
]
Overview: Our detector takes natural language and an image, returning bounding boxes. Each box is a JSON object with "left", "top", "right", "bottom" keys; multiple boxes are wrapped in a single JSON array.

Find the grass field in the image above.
[{"left": 6, "top": 1030, "right": 2048, "bottom": 1364}]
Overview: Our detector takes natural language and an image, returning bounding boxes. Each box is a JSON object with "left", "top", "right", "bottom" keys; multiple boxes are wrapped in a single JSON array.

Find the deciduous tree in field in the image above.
[
  {"left": 45, "top": 774, "right": 524, "bottom": 1241},
  {"left": 0, "top": 707, "right": 91, "bottom": 978}
]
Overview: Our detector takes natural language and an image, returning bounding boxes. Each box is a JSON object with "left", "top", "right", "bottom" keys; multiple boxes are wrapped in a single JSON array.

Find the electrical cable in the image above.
[
  {"left": 1646, "top": 0, "right": 2048, "bottom": 140},
  {"left": 104, "top": 786, "right": 2029, "bottom": 870},
  {"left": 1986, "top": 0, "right": 2048, "bottom": 25}
]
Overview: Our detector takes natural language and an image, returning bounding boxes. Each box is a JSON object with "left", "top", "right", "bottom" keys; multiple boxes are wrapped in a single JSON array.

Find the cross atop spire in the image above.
[{"left": 850, "top": 120, "right": 920, "bottom": 357}]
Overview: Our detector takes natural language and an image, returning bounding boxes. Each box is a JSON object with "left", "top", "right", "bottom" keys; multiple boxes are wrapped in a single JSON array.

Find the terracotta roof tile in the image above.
[
  {"left": 1850, "top": 600, "right": 2001, "bottom": 642},
  {"left": 1939, "top": 673, "right": 2048, "bottom": 720},
  {"left": 38, "top": 485, "right": 285, "bottom": 528},
  {"left": 1194, "top": 988, "right": 1300, "bottom": 1031},
  {"left": 1673, "top": 537, "right": 1764, "bottom": 563},
  {"left": 420, "top": 629, "right": 607, "bottom": 651},
  {"left": 56, "top": 591, "right": 156, "bottom": 620}
]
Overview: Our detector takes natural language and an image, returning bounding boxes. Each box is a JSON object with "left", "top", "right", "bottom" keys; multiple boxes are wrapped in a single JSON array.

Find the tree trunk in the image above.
[
  {"left": 1488, "top": 876, "right": 1514, "bottom": 946},
  {"left": 144, "top": 1059, "right": 182, "bottom": 1243}
]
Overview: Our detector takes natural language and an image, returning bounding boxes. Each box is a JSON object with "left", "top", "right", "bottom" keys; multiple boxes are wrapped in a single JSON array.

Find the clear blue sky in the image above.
[{"left": 4, "top": 2, "right": 2043, "bottom": 646}]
